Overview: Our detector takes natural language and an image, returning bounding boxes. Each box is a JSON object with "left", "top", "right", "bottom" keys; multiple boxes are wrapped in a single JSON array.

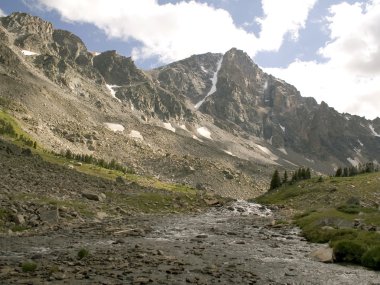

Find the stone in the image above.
[
  {"left": 82, "top": 192, "right": 104, "bottom": 201},
  {"left": 310, "top": 246, "right": 334, "bottom": 263},
  {"left": 96, "top": 212, "right": 108, "bottom": 220},
  {"left": 11, "top": 214, "right": 25, "bottom": 225},
  {"left": 203, "top": 199, "right": 220, "bottom": 207},
  {"left": 38, "top": 208, "right": 59, "bottom": 224}
]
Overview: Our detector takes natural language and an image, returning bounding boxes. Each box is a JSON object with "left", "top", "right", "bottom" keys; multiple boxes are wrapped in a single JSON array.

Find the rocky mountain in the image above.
[{"left": 0, "top": 12, "right": 379, "bottom": 198}]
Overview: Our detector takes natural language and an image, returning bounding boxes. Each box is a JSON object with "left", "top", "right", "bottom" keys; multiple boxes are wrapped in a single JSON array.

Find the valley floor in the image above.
[{"left": 1, "top": 204, "right": 379, "bottom": 285}]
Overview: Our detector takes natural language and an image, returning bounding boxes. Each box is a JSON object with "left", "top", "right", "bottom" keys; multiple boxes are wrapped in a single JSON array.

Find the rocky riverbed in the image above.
[{"left": 1, "top": 200, "right": 379, "bottom": 285}]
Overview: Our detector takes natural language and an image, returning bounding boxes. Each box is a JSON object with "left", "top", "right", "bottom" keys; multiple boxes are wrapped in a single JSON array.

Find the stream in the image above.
[{"left": 1, "top": 201, "right": 379, "bottom": 284}]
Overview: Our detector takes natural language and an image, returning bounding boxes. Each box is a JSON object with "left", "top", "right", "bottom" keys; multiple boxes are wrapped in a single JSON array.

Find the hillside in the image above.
[{"left": 256, "top": 173, "right": 380, "bottom": 269}]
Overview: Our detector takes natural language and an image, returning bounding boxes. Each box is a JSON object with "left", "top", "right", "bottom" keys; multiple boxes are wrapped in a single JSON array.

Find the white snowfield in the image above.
[
  {"left": 195, "top": 56, "right": 223, "bottom": 109},
  {"left": 197, "top": 127, "right": 212, "bottom": 140},
  {"left": 369, "top": 124, "right": 380, "bottom": 137},
  {"left": 22, "top": 50, "right": 39, "bottom": 56},
  {"left": 104, "top": 123, "right": 124, "bottom": 132},
  {"left": 129, "top": 130, "right": 143, "bottom": 140},
  {"left": 163, "top": 122, "right": 175, "bottom": 132},
  {"left": 279, "top": 124, "right": 285, "bottom": 132},
  {"left": 106, "top": 84, "right": 121, "bottom": 102},
  {"left": 223, "top": 150, "right": 235, "bottom": 156}
]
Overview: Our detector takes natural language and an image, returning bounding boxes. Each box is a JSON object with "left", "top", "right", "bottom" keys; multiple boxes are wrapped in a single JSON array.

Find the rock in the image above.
[
  {"left": 96, "top": 212, "right": 108, "bottom": 220},
  {"left": 133, "top": 276, "right": 151, "bottom": 284},
  {"left": 11, "top": 214, "right": 25, "bottom": 225},
  {"left": 38, "top": 208, "right": 59, "bottom": 224},
  {"left": 310, "top": 246, "right": 334, "bottom": 263},
  {"left": 82, "top": 192, "right": 104, "bottom": 201},
  {"left": 203, "top": 198, "right": 220, "bottom": 207}
]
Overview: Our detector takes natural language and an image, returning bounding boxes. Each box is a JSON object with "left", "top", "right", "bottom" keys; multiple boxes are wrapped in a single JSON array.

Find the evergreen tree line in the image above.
[
  {"left": 0, "top": 119, "right": 37, "bottom": 149},
  {"left": 56, "top": 149, "right": 135, "bottom": 174},
  {"left": 270, "top": 167, "right": 311, "bottom": 190},
  {"left": 335, "top": 162, "right": 379, "bottom": 178}
]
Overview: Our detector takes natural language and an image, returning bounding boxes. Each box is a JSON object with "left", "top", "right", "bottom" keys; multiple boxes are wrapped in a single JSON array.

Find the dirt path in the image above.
[{"left": 1, "top": 201, "right": 379, "bottom": 284}]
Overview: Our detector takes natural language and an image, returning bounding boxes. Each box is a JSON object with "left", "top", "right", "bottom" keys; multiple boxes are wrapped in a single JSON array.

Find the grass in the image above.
[
  {"left": 255, "top": 173, "right": 380, "bottom": 270},
  {"left": 77, "top": 248, "right": 89, "bottom": 260},
  {"left": 21, "top": 261, "right": 37, "bottom": 272}
]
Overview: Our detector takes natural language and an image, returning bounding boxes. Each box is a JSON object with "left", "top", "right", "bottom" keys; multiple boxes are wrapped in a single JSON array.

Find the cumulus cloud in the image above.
[
  {"left": 34, "top": 0, "right": 315, "bottom": 63},
  {"left": 256, "top": 0, "right": 317, "bottom": 51},
  {"left": 266, "top": 0, "right": 380, "bottom": 120}
]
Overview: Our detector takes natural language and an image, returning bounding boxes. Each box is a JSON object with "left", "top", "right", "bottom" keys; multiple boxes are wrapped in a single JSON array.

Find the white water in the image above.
[{"left": 195, "top": 56, "right": 223, "bottom": 109}]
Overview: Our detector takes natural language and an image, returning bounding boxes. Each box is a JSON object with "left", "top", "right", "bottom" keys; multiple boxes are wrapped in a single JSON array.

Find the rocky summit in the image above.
[{"left": 0, "top": 12, "right": 379, "bottom": 197}]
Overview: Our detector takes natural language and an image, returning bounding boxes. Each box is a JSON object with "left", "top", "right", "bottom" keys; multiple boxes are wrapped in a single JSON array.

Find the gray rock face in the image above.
[{"left": 0, "top": 11, "right": 379, "bottom": 185}]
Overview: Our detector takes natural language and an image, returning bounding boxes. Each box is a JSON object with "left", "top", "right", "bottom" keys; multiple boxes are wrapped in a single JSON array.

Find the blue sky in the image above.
[{"left": 0, "top": 0, "right": 379, "bottom": 119}]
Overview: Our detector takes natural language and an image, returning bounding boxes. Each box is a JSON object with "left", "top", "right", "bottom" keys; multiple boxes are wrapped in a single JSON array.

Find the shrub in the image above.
[
  {"left": 77, "top": 248, "right": 89, "bottom": 260},
  {"left": 337, "top": 204, "right": 361, "bottom": 214},
  {"left": 21, "top": 261, "right": 37, "bottom": 272},
  {"left": 333, "top": 240, "right": 367, "bottom": 263},
  {"left": 361, "top": 246, "right": 380, "bottom": 270}
]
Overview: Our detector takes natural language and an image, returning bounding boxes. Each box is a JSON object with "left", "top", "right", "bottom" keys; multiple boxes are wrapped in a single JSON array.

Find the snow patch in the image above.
[
  {"left": 195, "top": 56, "right": 223, "bottom": 109},
  {"left": 197, "top": 127, "right": 212, "bottom": 140},
  {"left": 104, "top": 123, "right": 124, "bottom": 132},
  {"left": 267, "top": 136, "right": 273, "bottom": 145},
  {"left": 357, "top": 139, "right": 364, "bottom": 147},
  {"left": 278, "top": 147, "right": 287, "bottom": 155},
  {"left": 369, "top": 124, "right": 380, "bottom": 137},
  {"left": 305, "top": 158, "right": 315, "bottom": 163},
  {"left": 223, "top": 150, "right": 235, "bottom": 157},
  {"left": 347, "top": 157, "right": 360, "bottom": 167},
  {"left": 279, "top": 124, "right": 285, "bottom": 132},
  {"left": 263, "top": 80, "right": 268, "bottom": 91},
  {"left": 163, "top": 122, "right": 175, "bottom": 132},
  {"left": 129, "top": 130, "right": 143, "bottom": 140},
  {"left": 256, "top": 145, "right": 277, "bottom": 160},
  {"left": 179, "top": 124, "right": 188, "bottom": 131},
  {"left": 106, "top": 84, "right": 121, "bottom": 102},
  {"left": 200, "top": 66, "right": 207, "bottom": 73},
  {"left": 192, "top": 135, "right": 203, "bottom": 142},
  {"left": 22, "top": 50, "right": 39, "bottom": 56}
]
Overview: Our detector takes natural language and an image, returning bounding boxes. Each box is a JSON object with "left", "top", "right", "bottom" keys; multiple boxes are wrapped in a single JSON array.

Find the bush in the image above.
[
  {"left": 361, "top": 246, "right": 380, "bottom": 270},
  {"left": 21, "top": 261, "right": 37, "bottom": 272},
  {"left": 333, "top": 240, "right": 367, "bottom": 263},
  {"left": 77, "top": 248, "right": 89, "bottom": 260},
  {"left": 337, "top": 204, "right": 361, "bottom": 214}
]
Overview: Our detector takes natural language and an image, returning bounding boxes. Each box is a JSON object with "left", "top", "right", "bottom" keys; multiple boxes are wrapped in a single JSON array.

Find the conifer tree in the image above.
[
  {"left": 283, "top": 170, "right": 288, "bottom": 184},
  {"left": 270, "top": 169, "right": 282, "bottom": 190}
]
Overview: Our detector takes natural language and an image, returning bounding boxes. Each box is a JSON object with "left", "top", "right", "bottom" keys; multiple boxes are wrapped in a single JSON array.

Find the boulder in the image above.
[
  {"left": 310, "top": 246, "right": 334, "bottom": 263},
  {"left": 82, "top": 192, "right": 105, "bottom": 201},
  {"left": 11, "top": 214, "right": 25, "bottom": 225}
]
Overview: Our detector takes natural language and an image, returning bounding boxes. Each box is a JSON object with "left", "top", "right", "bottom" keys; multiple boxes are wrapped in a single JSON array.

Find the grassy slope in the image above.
[
  {"left": 0, "top": 109, "right": 222, "bottom": 218},
  {"left": 255, "top": 175, "right": 380, "bottom": 269}
]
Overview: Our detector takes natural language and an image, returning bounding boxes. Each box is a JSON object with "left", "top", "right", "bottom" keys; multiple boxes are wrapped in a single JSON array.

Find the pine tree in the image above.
[
  {"left": 270, "top": 169, "right": 282, "bottom": 190},
  {"left": 335, "top": 167, "right": 342, "bottom": 177},
  {"left": 282, "top": 170, "right": 288, "bottom": 184},
  {"left": 306, "top": 168, "right": 311, "bottom": 179},
  {"left": 343, "top": 167, "right": 349, "bottom": 177}
]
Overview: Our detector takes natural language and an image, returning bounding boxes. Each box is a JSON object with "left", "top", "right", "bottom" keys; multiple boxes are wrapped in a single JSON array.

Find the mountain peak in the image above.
[{"left": 1, "top": 12, "right": 53, "bottom": 36}]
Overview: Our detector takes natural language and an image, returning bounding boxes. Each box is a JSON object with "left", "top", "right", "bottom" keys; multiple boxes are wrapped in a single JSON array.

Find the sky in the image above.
[{"left": 0, "top": 0, "right": 379, "bottom": 120}]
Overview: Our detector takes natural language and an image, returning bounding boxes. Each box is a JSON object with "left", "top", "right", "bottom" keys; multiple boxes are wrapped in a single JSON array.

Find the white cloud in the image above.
[
  {"left": 265, "top": 0, "right": 380, "bottom": 120},
  {"left": 0, "top": 8, "right": 6, "bottom": 17},
  {"left": 34, "top": 0, "right": 315, "bottom": 63},
  {"left": 256, "top": 0, "right": 318, "bottom": 51}
]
